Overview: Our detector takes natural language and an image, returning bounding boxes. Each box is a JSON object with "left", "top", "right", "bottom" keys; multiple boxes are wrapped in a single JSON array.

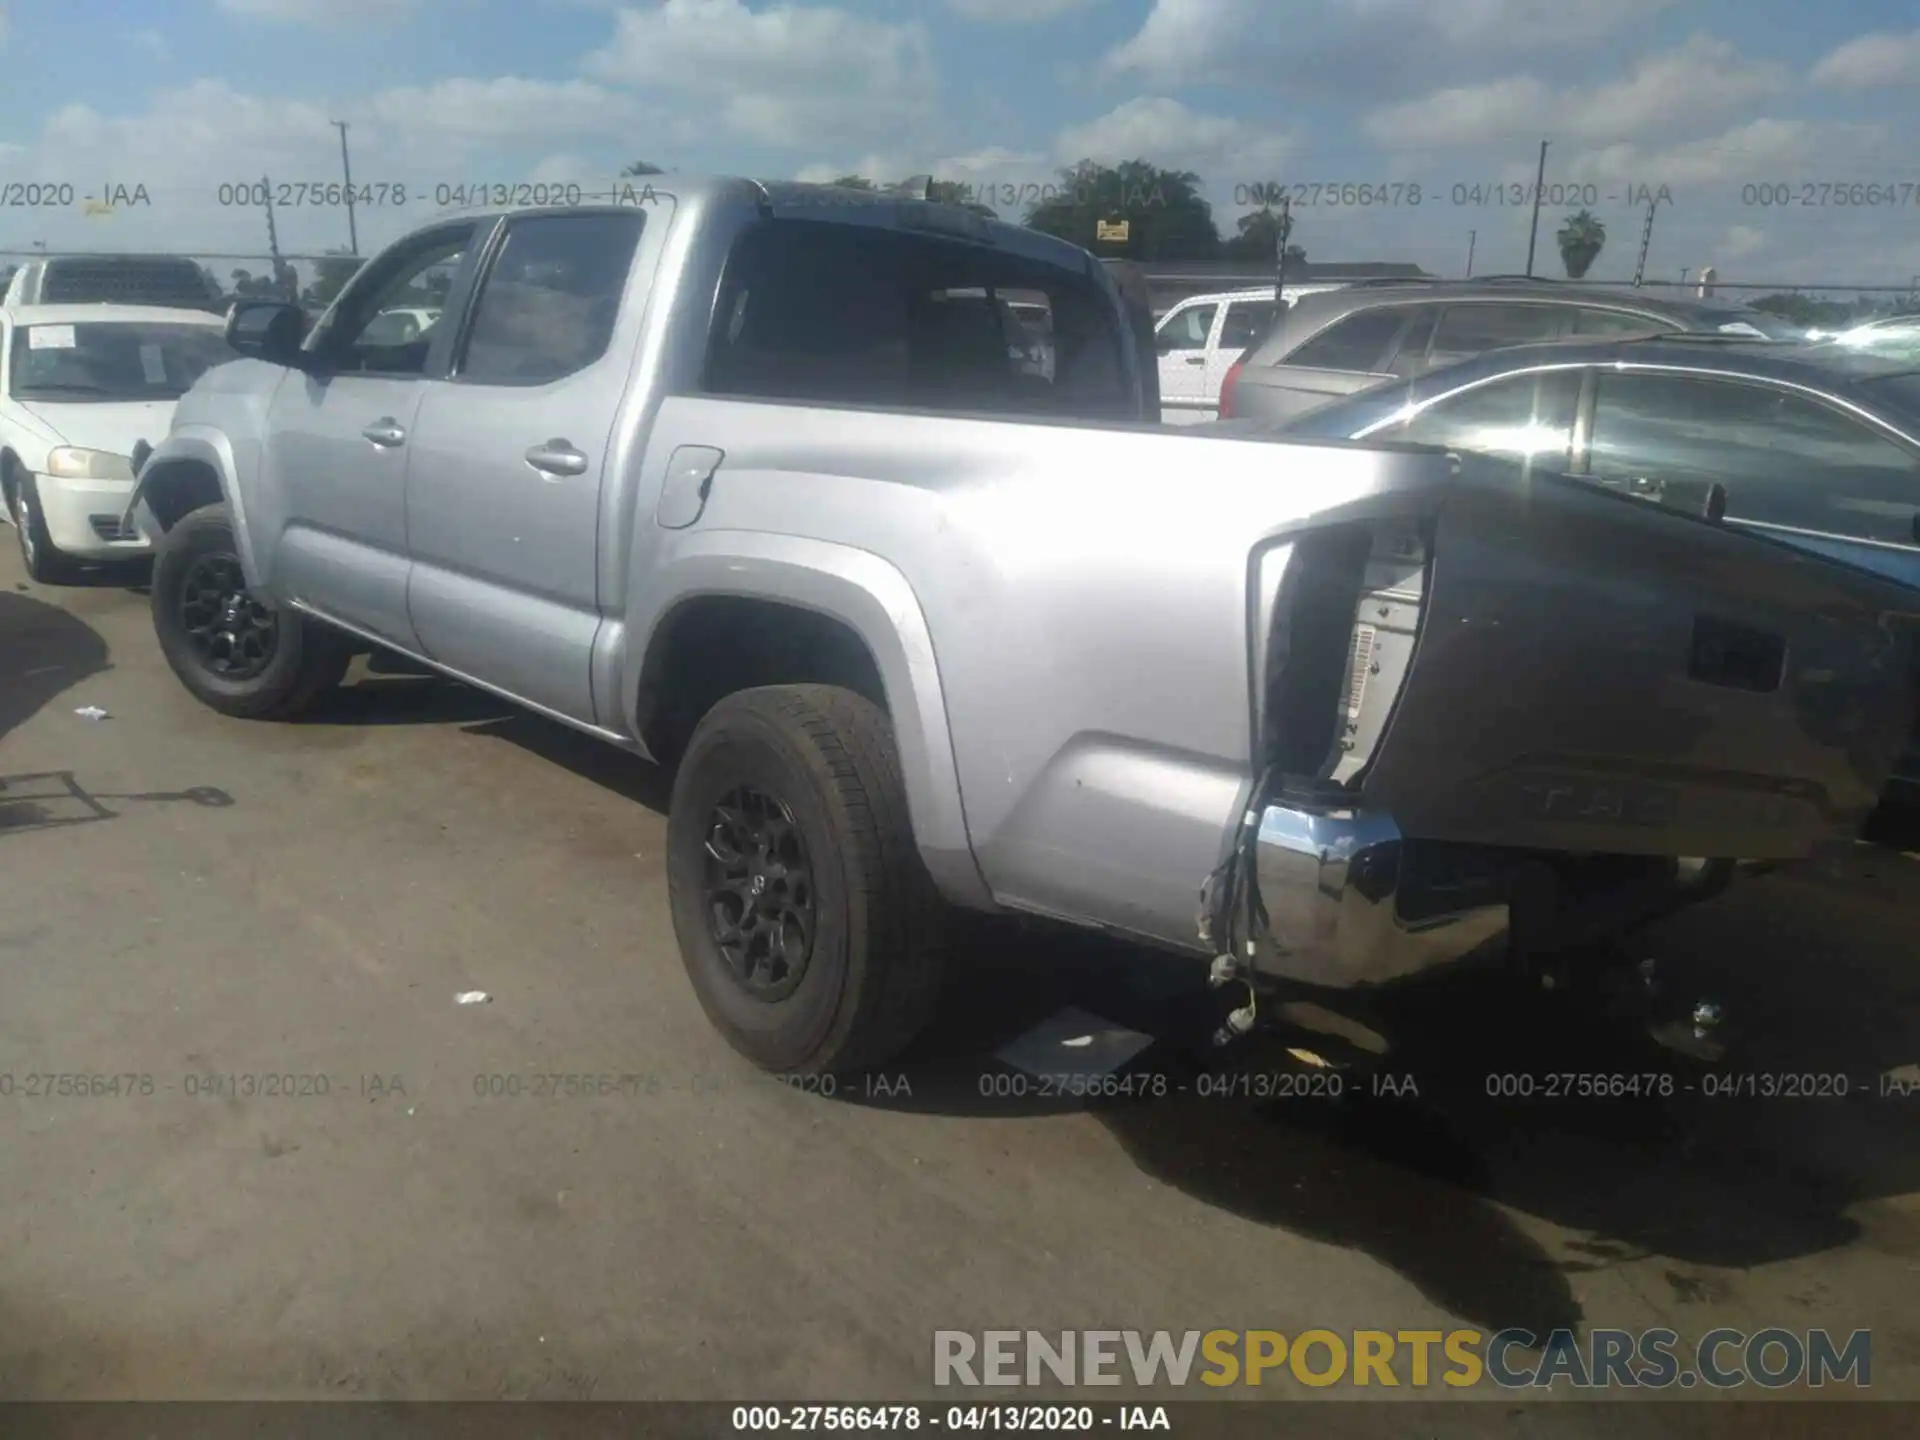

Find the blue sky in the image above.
[{"left": 2, "top": 0, "right": 1917, "bottom": 287}]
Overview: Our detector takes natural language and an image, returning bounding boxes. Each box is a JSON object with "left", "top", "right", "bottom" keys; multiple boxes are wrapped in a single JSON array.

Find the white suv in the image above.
[
  {"left": 1, "top": 303, "right": 234, "bottom": 582},
  {"left": 1153, "top": 284, "right": 1347, "bottom": 424}
]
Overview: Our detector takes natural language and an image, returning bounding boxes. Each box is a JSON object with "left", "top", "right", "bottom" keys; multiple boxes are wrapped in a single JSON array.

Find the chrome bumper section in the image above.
[{"left": 1251, "top": 806, "right": 1510, "bottom": 989}]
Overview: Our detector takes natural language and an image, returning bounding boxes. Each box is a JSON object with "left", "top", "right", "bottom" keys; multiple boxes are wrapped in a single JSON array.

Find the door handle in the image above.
[
  {"left": 362, "top": 418, "right": 406, "bottom": 447},
  {"left": 525, "top": 439, "right": 589, "bottom": 477},
  {"left": 1184, "top": 355, "right": 1207, "bottom": 365}
]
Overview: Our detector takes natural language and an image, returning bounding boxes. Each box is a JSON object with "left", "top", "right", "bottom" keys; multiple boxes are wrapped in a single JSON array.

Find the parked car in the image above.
[
  {"left": 1153, "top": 286, "right": 1310, "bottom": 424},
  {"left": 0, "top": 303, "right": 235, "bottom": 582},
  {"left": 128, "top": 182, "right": 1917, "bottom": 1079},
  {"left": 1822, "top": 313, "right": 1920, "bottom": 360},
  {"left": 4, "top": 255, "right": 225, "bottom": 313},
  {"left": 1216, "top": 277, "right": 1809, "bottom": 426},
  {"left": 1261, "top": 332, "right": 1920, "bottom": 799}
]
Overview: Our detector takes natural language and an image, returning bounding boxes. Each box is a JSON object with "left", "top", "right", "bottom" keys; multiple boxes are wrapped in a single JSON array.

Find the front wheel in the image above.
[
  {"left": 11, "top": 470, "right": 83, "bottom": 585},
  {"left": 150, "top": 502, "right": 351, "bottom": 719},
  {"left": 666, "top": 684, "right": 950, "bottom": 1076}
]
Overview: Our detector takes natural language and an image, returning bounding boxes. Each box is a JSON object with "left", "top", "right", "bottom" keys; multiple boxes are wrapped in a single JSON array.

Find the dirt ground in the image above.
[{"left": 2, "top": 540, "right": 1917, "bottom": 1430}]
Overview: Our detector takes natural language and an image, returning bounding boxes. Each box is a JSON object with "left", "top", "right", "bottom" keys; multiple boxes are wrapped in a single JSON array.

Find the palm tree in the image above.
[{"left": 1557, "top": 209, "right": 1607, "bottom": 279}]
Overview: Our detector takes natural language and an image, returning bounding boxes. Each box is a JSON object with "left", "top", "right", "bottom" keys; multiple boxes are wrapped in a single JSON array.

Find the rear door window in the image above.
[
  {"left": 1427, "top": 303, "right": 1569, "bottom": 367},
  {"left": 1572, "top": 307, "right": 1667, "bottom": 337},
  {"left": 1219, "top": 300, "right": 1278, "bottom": 352},
  {"left": 703, "top": 218, "right": 1134, "bottom": 419},
  {"left": 1284, "top": 306, "right": 1411, "bottom": 373}
]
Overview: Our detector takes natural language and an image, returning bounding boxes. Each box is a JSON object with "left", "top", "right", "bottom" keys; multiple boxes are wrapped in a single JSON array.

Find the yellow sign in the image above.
[{"left": 1095, "top": 219, "right": 1129, "bottom": 242}]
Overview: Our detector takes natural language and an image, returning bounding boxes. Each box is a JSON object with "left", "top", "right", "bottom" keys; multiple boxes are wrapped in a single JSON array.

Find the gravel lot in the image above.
[{"left": 2, "top": 538, "right": 1917, "bottom": 1423}]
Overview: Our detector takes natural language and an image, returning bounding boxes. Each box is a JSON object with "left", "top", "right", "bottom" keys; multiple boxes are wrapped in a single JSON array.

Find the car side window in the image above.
[
  {"left": 703, "top": 218, "right": 1134, "bottom": 420},
  {"left": 1285, "top": 306, "right": 1410, "bottom": 373},
  {"left": 1156, "top": 304, "right": 1217, "bottom": 353},
  {"left": 1572, "top": 307, "right": 1665, "bottom": 337},
  {"left": 456, "top": 212, "right": 645, "bottom": 385},
  {"left": 1397, "top": 369, "right": 1582, "bottom": 475},
  {"left": 1589, "top": 372, "right": 1920, "bottom": 544},
  {"left": 322, "top": 224, "right": 475, "bottom": 378},
  {"left": 1219, "top": 300, "right": 1277, "bottom": 352},
  {"left": 1427, "top": 303, "right": 1569, "bottom": 368},
  {"left": 1383, "top": 307, "right": 1439, "bottom": 378}
]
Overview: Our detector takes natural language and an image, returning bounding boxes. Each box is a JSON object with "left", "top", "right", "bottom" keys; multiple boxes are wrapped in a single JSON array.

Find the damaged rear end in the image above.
[{"left": 1211, "top": 455, "right": 1920, "bottom": 995}]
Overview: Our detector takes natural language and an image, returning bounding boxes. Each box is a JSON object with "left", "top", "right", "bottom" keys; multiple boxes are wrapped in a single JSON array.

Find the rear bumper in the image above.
[{"left": 1251, "top": 807, "right": 1509, "bottom": 989}]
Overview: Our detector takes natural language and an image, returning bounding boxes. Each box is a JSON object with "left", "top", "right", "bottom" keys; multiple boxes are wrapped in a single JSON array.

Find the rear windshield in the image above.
[
  {"left": 9, "top": 321, "right": 237, "bottom": 401},
  {"left": 702, "top": 219, "right": 1135, "bottom": 420},
  {"left": 39, "top": 260, "right": 220, "bottom": 310}
]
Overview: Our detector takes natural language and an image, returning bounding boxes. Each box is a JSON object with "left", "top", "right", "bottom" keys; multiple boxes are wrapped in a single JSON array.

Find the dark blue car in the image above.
[{"left": 1263, "top": 333, "right": 1920, "bottom": 798}]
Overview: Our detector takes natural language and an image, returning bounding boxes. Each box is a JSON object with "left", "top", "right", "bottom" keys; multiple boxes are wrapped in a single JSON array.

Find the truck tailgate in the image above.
[{"left": 1356, "top": 470, "right": 1920, "bottom": 859}]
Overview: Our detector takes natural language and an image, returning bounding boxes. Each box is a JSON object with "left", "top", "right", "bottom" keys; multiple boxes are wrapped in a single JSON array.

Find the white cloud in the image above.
[
  {"left": 216, "top": 0, "right": 421, "bottom": 21},
  {"left": 1104, "top": 0, "right": 1677, "bottom": 88},
  {"left": 582, "top": 0, "right": 935, "bottom": 148},
  {"left": 946, "top": 0, "right": 1093, "bottom": 20},
  {"left": 1717, "top": 224, "right": 1768, "bottom": 260},
  {"left": 361, "top": 77, "right": 638, "bottom": 147},
  {"left": 1811, "top": 30, "right": 1920, "bottom": 88},
  {"left": 1052, "top": 97, "right": 1294, "bottom": 176},
  {"left": 1364, "top": 36, "right": 1788, "bottom": 151}
]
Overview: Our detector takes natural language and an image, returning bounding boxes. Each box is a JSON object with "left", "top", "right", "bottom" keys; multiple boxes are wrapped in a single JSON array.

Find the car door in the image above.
[
  {"left": 1154, "top": 301, "right": 1218, "bottom": 422},
  {"left": 403, "top": 208, "right": 657, "bottom": 726},
  {"left": 265, "top": 220, "right": 483, "bottom": 649},
  {"left": 1584, "top": 369, "right": 1920, "bottom": 586}
]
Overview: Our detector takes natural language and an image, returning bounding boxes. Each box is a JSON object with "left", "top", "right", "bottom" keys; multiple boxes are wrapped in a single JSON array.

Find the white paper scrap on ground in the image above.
[
  {"left": 994, "top": 1005, "right": 1154, "bottom": 1080},
  {"left": 455, "top": 990, "right": 492, "bottom": 1005},
  {"left": 73, "top": 705, "right": 110, "bottom": 720}
]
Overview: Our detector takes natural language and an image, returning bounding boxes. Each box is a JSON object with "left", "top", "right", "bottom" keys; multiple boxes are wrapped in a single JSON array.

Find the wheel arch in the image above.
[
  {"left": 129, "top": 429, "right": 261, "bottom": 586},
  {"left": 629, "top": 538, "right": 991, "bottom": 911}
]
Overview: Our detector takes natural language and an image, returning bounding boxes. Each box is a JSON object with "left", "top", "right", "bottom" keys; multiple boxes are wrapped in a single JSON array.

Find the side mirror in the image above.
[{"left": 224, "top": 300, "right": 309, "bottom": 368}]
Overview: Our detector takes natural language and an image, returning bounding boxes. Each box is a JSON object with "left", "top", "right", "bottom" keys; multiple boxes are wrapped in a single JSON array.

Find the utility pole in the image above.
[
  {"left": 332, "top": 120, "right": 359, "bottom": 254},
  {"left": 1523, "top": 140, "right": 1549, "bottom": 277},
  {"left": 261, "top": 174, "right": 291, "bottom": 301},
  {"left": 1632, "top": 196, "right": 1659, "bottom": 287},
  {"left": 1465, "top": 229, "right": 1477, "bottom": 278},
  {"left": 1271, "top": 196, "right": 1293, "bottom": 308}
]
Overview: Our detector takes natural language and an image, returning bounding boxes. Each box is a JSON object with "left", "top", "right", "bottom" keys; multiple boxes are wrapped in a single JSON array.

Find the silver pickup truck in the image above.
[{"left": 128, "top": 178, "right": 1919, "bottom": 1076}]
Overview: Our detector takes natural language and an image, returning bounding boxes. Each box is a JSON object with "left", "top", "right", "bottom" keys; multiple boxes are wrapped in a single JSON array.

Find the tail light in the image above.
[{"left": 1218, "top": 355, "right": 1247, "bottom": 418}]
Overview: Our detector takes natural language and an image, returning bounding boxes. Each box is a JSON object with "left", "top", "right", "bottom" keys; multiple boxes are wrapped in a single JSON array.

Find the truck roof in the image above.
[{"left": 425, "top": 174, "right": 1105, "bottom": 281}]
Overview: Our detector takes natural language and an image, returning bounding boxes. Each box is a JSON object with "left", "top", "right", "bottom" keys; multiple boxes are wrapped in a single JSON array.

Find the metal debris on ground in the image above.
[
  {"left": 73, "top": 706, "right": 110, "bottom": 720},
  {"left": 455, "top": 991, "right": 492, "bottom": 1006}
]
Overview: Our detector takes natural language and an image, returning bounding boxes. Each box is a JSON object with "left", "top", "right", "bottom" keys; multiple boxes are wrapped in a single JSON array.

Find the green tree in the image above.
[
  {"left": 1557, "top": 209, "right": 1607, "bottom": 279},
  {"left": 831, "top": 174, "right": 878, "bottom": 190},
  {"left": 1221, "top": 207, "right": 1306, "bottom": 274},
  {"left": 1025, "top": 159, "right": 1218, "bottom": 262},
  {"left": 302, "top": 248, "right": 363, "bottom": 310},
  {"left": 621, "top": 160, "right": 666, "bottom": 176}
]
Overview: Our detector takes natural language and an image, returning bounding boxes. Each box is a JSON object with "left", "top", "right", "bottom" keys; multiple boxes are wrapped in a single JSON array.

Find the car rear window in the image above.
[{"left": 702, "top": 219, "right": 1135, "bottom": 420}]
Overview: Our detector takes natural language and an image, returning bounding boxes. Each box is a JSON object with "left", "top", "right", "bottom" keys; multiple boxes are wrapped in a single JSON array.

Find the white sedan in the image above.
[{"left": 0, "top": 303, "right": 234, "bottom": 583}]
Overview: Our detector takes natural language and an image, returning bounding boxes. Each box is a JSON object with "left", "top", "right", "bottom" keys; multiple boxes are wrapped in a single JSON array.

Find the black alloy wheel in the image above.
[
  {"left": 701, "top": 784, "right": 817, "bottom": 1001},
  {"left": 178, "top": 550, "right": 279, "bottom": 680}
]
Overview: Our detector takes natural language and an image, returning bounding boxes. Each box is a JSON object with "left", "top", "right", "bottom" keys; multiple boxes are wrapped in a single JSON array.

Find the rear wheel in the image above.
[
  {"left": 150, "top": 502, "right": 351, "bottom": 719},
  {"left": 11, "top": 470, "right": 83, "bottom": 585},
  {"left": 666, "top": 684, "right": 950, "bottom": 1076}
]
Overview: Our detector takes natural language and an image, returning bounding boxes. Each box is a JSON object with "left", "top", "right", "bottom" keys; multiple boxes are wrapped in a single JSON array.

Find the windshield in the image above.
[{"left": 8, "top": 321, "right": 236, "bottom": 401}]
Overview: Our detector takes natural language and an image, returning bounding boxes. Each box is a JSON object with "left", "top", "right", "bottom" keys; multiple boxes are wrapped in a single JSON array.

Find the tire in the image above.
[
  {"left": 11, "top": 469, "right": 84, "bottom": 585},
  {"left": 667, "top": 684, "right": 950, "bottom": 1076},
  {"left": 150, "top": 502, "right": 351, "bottom": 719}
]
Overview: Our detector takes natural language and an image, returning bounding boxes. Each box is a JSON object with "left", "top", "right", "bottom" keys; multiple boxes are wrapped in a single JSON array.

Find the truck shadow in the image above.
[
  {"left": 843, "top": 847, "right": 1920, "bottom": 1339},
  {"left": 0, "top": 591, "right": 112, "bottom": 744}
]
